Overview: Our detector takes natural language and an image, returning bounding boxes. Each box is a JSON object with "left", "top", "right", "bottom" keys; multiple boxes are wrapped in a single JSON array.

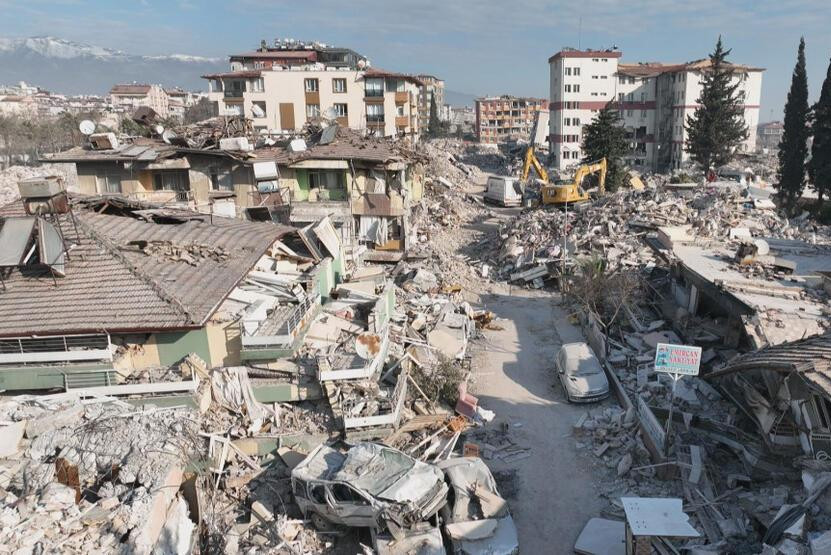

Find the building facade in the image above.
[
  {"left": 204, "top": 42, "right": 422, "bottom": 140},
  {"left": 548, "top": 48, "right": 764, "bottom": 172},
  {"left": 110, "top": 84, "right": 170, "bottom": 118},
  {"left": 757, "top": 121, "right": 784, "bottom": 152},
  {"left": 475, "top": 95, "right": 547, "bottom": 144},
  {"left": 416, "top": 74, "right": 445, "bottom": 133}
]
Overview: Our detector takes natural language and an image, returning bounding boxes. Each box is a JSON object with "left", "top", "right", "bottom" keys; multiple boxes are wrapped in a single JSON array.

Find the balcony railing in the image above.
[
  {"left": 365, "top": 89, "right": 384, "bottom": 98},
  {"left": 224, "top": 89, "right": 244, "bottom": 98},
  {"left": 366, "top": 115, "right": 385, "bottom": 124}
]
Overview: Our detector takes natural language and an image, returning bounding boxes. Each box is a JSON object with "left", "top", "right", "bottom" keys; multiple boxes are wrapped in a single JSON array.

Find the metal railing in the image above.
[
  {"left": 0, "top": 333, "right": 113, "bottom": 365},
  {"left": 241, "top": 293, "right": 321, "bottom": 350}
]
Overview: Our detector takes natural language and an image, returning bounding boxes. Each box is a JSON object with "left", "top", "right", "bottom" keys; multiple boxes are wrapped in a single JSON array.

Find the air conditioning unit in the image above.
[
  {"left": 18, "top": 176, "right": 64, "bottom": 199},
  {"left": 89, "top": 132, "right": 119, "bottom": 150}
]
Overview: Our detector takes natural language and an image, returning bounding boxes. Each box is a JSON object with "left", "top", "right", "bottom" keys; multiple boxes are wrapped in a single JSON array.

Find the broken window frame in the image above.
[
  {"left": 153, "top": 170, "right": 190, "bottom": 193},
  {"left": 210, "top": 168, "right": 234, "bottom": 191},
  {"left": 309, "top": 170, "right": 346, "bottom": 192}
]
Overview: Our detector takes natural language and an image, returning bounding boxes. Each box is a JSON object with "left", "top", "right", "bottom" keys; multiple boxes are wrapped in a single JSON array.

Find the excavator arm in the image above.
[
  {"left": 573, "top": 158, "right": 607, "bottom": 195},
  {"left": 521, "top": 146, "right": 549, "bottom": 183}
]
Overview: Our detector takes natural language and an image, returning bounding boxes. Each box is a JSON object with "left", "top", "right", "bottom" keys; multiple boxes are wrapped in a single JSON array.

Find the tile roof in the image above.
[
  {"left": 0, "top": 197, "right": 294, "bottom": 337},
  {"left": 110, "top": 84, "right": 152, "bottom": 95},
  {"left": 618, "top": 59, "right": 765, "bottom": 77}
]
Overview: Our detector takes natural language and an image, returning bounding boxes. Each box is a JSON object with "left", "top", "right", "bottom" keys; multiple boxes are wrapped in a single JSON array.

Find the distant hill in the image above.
[
  {"left": 445, "top": 89, "right": 477, "bottom": 107},
  {"left": 0, "top": 36, "right": 225, "bottom": 94}
]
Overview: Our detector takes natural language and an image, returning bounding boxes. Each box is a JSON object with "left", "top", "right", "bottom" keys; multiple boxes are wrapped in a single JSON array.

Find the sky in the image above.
[{"left": 2, "top": 0, "right": 831, "bottom": 119}]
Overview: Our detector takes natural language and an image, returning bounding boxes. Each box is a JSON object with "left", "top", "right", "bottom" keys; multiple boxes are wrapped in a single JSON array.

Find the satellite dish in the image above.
[
  {"left": 355, "top": 332, "right": 382, "bottom": 360},
  {"left": 79, "top": 120, "right": 95, "bottom": 135},
  {"left": 153, "top": 124, "right": 165, "bottom": 135},
  {"left": 161, "top": 129, "right": 177, "bottom": 144},
  {"left": 357, "top": 59, "right": 367, "bottom": 69}
]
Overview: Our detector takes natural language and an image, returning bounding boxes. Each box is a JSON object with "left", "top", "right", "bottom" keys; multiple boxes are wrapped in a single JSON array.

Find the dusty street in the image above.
[{"left": 469, "top": 286, "right": 608, "bottom": 554}]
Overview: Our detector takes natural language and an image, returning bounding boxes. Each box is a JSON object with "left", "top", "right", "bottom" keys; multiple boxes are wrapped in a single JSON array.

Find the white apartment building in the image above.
[
  {"left": 204, "top": 67, "right": 421, "bottom": 140},
  {"left": 548, "top": 48, "right": 763, "bottom": 172}
]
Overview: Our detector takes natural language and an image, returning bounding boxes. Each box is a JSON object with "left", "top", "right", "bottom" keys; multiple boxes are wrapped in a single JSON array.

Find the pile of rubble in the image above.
[
  {"left": 0, "top": 163, "right": 78, "bottom": 205},
  {"left": 488, "top": 183, "right": 831, "bottom": 287}
]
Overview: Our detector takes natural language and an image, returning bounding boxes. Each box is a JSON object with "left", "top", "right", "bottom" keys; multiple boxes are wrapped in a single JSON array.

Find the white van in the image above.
[{"left": 484, "top": 176, "right": 523, "bottom": 206}]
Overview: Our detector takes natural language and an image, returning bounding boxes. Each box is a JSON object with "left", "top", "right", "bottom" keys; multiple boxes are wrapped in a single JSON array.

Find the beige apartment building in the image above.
[
  {"left": 548, "top": 48, "right": 763, "bottom": 172},
  {"left": 204, "top": 42, "right": 422, "bottom": 139},
  {"left": 475, "top": 95, "right": 547, "bottom": 144},
  {"left": 109, "top": 84, "right": 171, "bottom": 118},
  {"left": 416, "top": 74, "right": 445, "bottom": 133}
]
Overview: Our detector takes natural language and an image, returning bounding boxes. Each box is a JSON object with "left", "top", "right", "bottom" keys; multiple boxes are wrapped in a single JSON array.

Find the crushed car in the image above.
[
  {"left": 291, "top": 442, "right": 449, "bottom": 532},
  {"left": 438, "top": 457, "right": 519, "bottom": 555}
]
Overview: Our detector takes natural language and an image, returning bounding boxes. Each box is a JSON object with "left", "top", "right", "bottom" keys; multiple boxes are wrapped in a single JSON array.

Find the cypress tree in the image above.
[
  {"left": 428, "top": 95, "right": 441, "bottom": 138},
  {"left": 582, "top": 101, "right": 628, "bottom": 191},
  {"left": 777, "top": 38, "right": 810, "bottom": 212},
  {"left": 809, "top": 57, "right": 831, "bottom": 205},
  {"left": 684, "top": 36, "right": 748, "bottom": 173}
]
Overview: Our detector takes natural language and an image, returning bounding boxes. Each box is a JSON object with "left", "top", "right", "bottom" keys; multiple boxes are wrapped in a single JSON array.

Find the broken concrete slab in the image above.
[
  {"left": 574, "top": 518, "right": 625, "bottom": 555},
  {"left": 445, "top": 518, "right": 498, "bottom": 540},
  {"left": 0, "top": 421, "right": 26, "bottom": 458},
  {"left": 25, "top": 401, "right": 83, "bottom": 438}
]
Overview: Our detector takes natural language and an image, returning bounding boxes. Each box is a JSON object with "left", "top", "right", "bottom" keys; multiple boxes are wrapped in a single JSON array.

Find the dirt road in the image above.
[{"left": 469, "top": 286, "right": 608, "bottom": 554}]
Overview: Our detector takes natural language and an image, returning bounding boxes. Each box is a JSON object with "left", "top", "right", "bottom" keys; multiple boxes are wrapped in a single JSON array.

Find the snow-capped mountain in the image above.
[{"left": 0, "top": 36, "right": 225, "bottom": 94}]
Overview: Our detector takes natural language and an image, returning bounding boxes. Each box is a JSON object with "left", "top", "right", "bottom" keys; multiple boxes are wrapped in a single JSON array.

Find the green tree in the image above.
[
  {"left": 427, "top": 95, "right": 442, "bottom": 138},
  {"left": 777, "top": 37, "right": 811, "bottom": 212},
  {"left": 581, "top": 101, "right": 628, "bottom": 191},
  {"left": 684, "top": 36, "right": 748, "bottom": 173},
  {"left": 810, "top": 57, "right": 831, "bottom": 206}
]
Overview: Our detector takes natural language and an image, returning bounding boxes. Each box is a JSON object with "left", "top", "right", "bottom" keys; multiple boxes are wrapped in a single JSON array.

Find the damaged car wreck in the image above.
[{"left": 292, "top": 442, "right": 518, "bottom": 554}]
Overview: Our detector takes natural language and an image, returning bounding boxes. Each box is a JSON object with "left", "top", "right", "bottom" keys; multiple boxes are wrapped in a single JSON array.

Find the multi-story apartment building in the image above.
[
  {"left": 204, "top": 40, "right": 422, "bottom": 140},
  {"left": 109, "top": 84, "right": 170, "bottom": 118},
  {"left": 548, "top": 48, "right": 764, "bottom": 172},
  {"left": 475, "top": 95, "right": 547, "bottom": 144},
  {"left": 416, "top": 74, "right": 445, "bottom": 133},
  {"left": 757, "top": 121, "right": 784, "bottom": 152}
]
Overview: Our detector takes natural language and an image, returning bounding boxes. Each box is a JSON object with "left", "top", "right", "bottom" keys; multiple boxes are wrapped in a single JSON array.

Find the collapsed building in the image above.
[{"left": 42, "top": 123, "right": 425, "bottom": 262}]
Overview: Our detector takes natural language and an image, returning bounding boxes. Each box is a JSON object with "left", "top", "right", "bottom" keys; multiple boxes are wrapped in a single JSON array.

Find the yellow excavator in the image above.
[{"left": 520, "top": 147, "right": 607, "bottom": 205}]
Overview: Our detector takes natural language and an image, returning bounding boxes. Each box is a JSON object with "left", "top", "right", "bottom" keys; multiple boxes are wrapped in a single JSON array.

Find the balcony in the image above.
[
  {"left": 224, "top": 89, "right": 244, "bottom": 99},
  {"left": 366, "top": 115, "right": 385, "bottom": 125},
  {"left": 394, "top": 91, "right": 409, "bottom": 103}
]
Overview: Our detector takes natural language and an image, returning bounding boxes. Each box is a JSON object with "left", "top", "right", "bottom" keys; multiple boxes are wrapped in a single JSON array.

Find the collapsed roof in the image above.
[{"left": 0, "top": 196, "right": 294, "bottom": 337}]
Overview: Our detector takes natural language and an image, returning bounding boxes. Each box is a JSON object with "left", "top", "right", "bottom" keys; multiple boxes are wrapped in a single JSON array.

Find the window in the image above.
[
  {"left": 153, "top": 171, "right": 189, "bottom": 192},
  {"left": 253, "top": 61, "right": 264, "bottom": 69},
  {"left": 396, "top": 104, "right": 405, "bottom": 117},
  {"left": 309, "top": 484, "right": 327, "bottom": 504},
  {"left": 96, "top": 173, "right": 121, "bottom": 194},
  {"left": 592, "top": 75, "right": 598, "bottom": 79},
  {"left": 573, "top": 84, "right": 580, "bottom": 92},
  {"left": 602, "top": 58, "right": 608, "bottom": 62},
  {"left": 331, "top": 484, "right": 367, "bottom": 504},
  {"left": 574, "top": 67, "right": 581, "bottom": 76},
  {"left": 306, "top": 104, "right": 320, "bottom": 118},
  {"left": 304, "top": 78, "right": 319, "bottom": 92},
  {"left": 334, "top": 103, "right": 348, "bottom": 117},
  {"left": 591, "top": 92, "right": 598, "bottom": 96},
  {"left": 564, "top": 84, "right": 571, "bottom": 93},
  {"left": 618, "top": 93, "right": 624, "bottom": 102},
  {"left": 212, "top": 79, "right": 223, "bottom": 92},
  {"left": 564, "top": 118, "right": 570, "bottom": 126},
  {"left": 640, "top": 92, "right": 646, "bottom": 102},
  {"left": 250, "top": 78, "right": 264, "bottom": 92},
  {"left": 574, "top": 118, "right": 580, "bottom": 126},
  {"left": 309, "top": 171, "right": 345, "bottom": 191},
  {"left": 252, "top": 101, "right": 266, "bottom": 118},
  {"left": 565, "top": 67, "right": 572, "bottom": 76},
  {"left": 627, "top": 93, "right": 633, "bottom": 102},
  {"left": 211, "top": 169, "right": 233, "bottom": 191},
  {"left": 365, "top": 78, "right": 384, "bottom": 97},
  {"left": 367, "top": 103, "right": 384, "bottom": 122},
  {"left": 332, "top": 78, "right": 347, "bottom": 93},
  {"left": 629, "top": 77, "right": 636, "bottom": 84},
  {"left": 600, "top": 75, "right": 607, "bottom": 79}
]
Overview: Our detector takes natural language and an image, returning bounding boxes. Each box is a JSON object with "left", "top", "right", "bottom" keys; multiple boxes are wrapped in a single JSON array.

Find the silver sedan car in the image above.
[{"left": 555, "top": 342, "right": 610, "bottom": 403}]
